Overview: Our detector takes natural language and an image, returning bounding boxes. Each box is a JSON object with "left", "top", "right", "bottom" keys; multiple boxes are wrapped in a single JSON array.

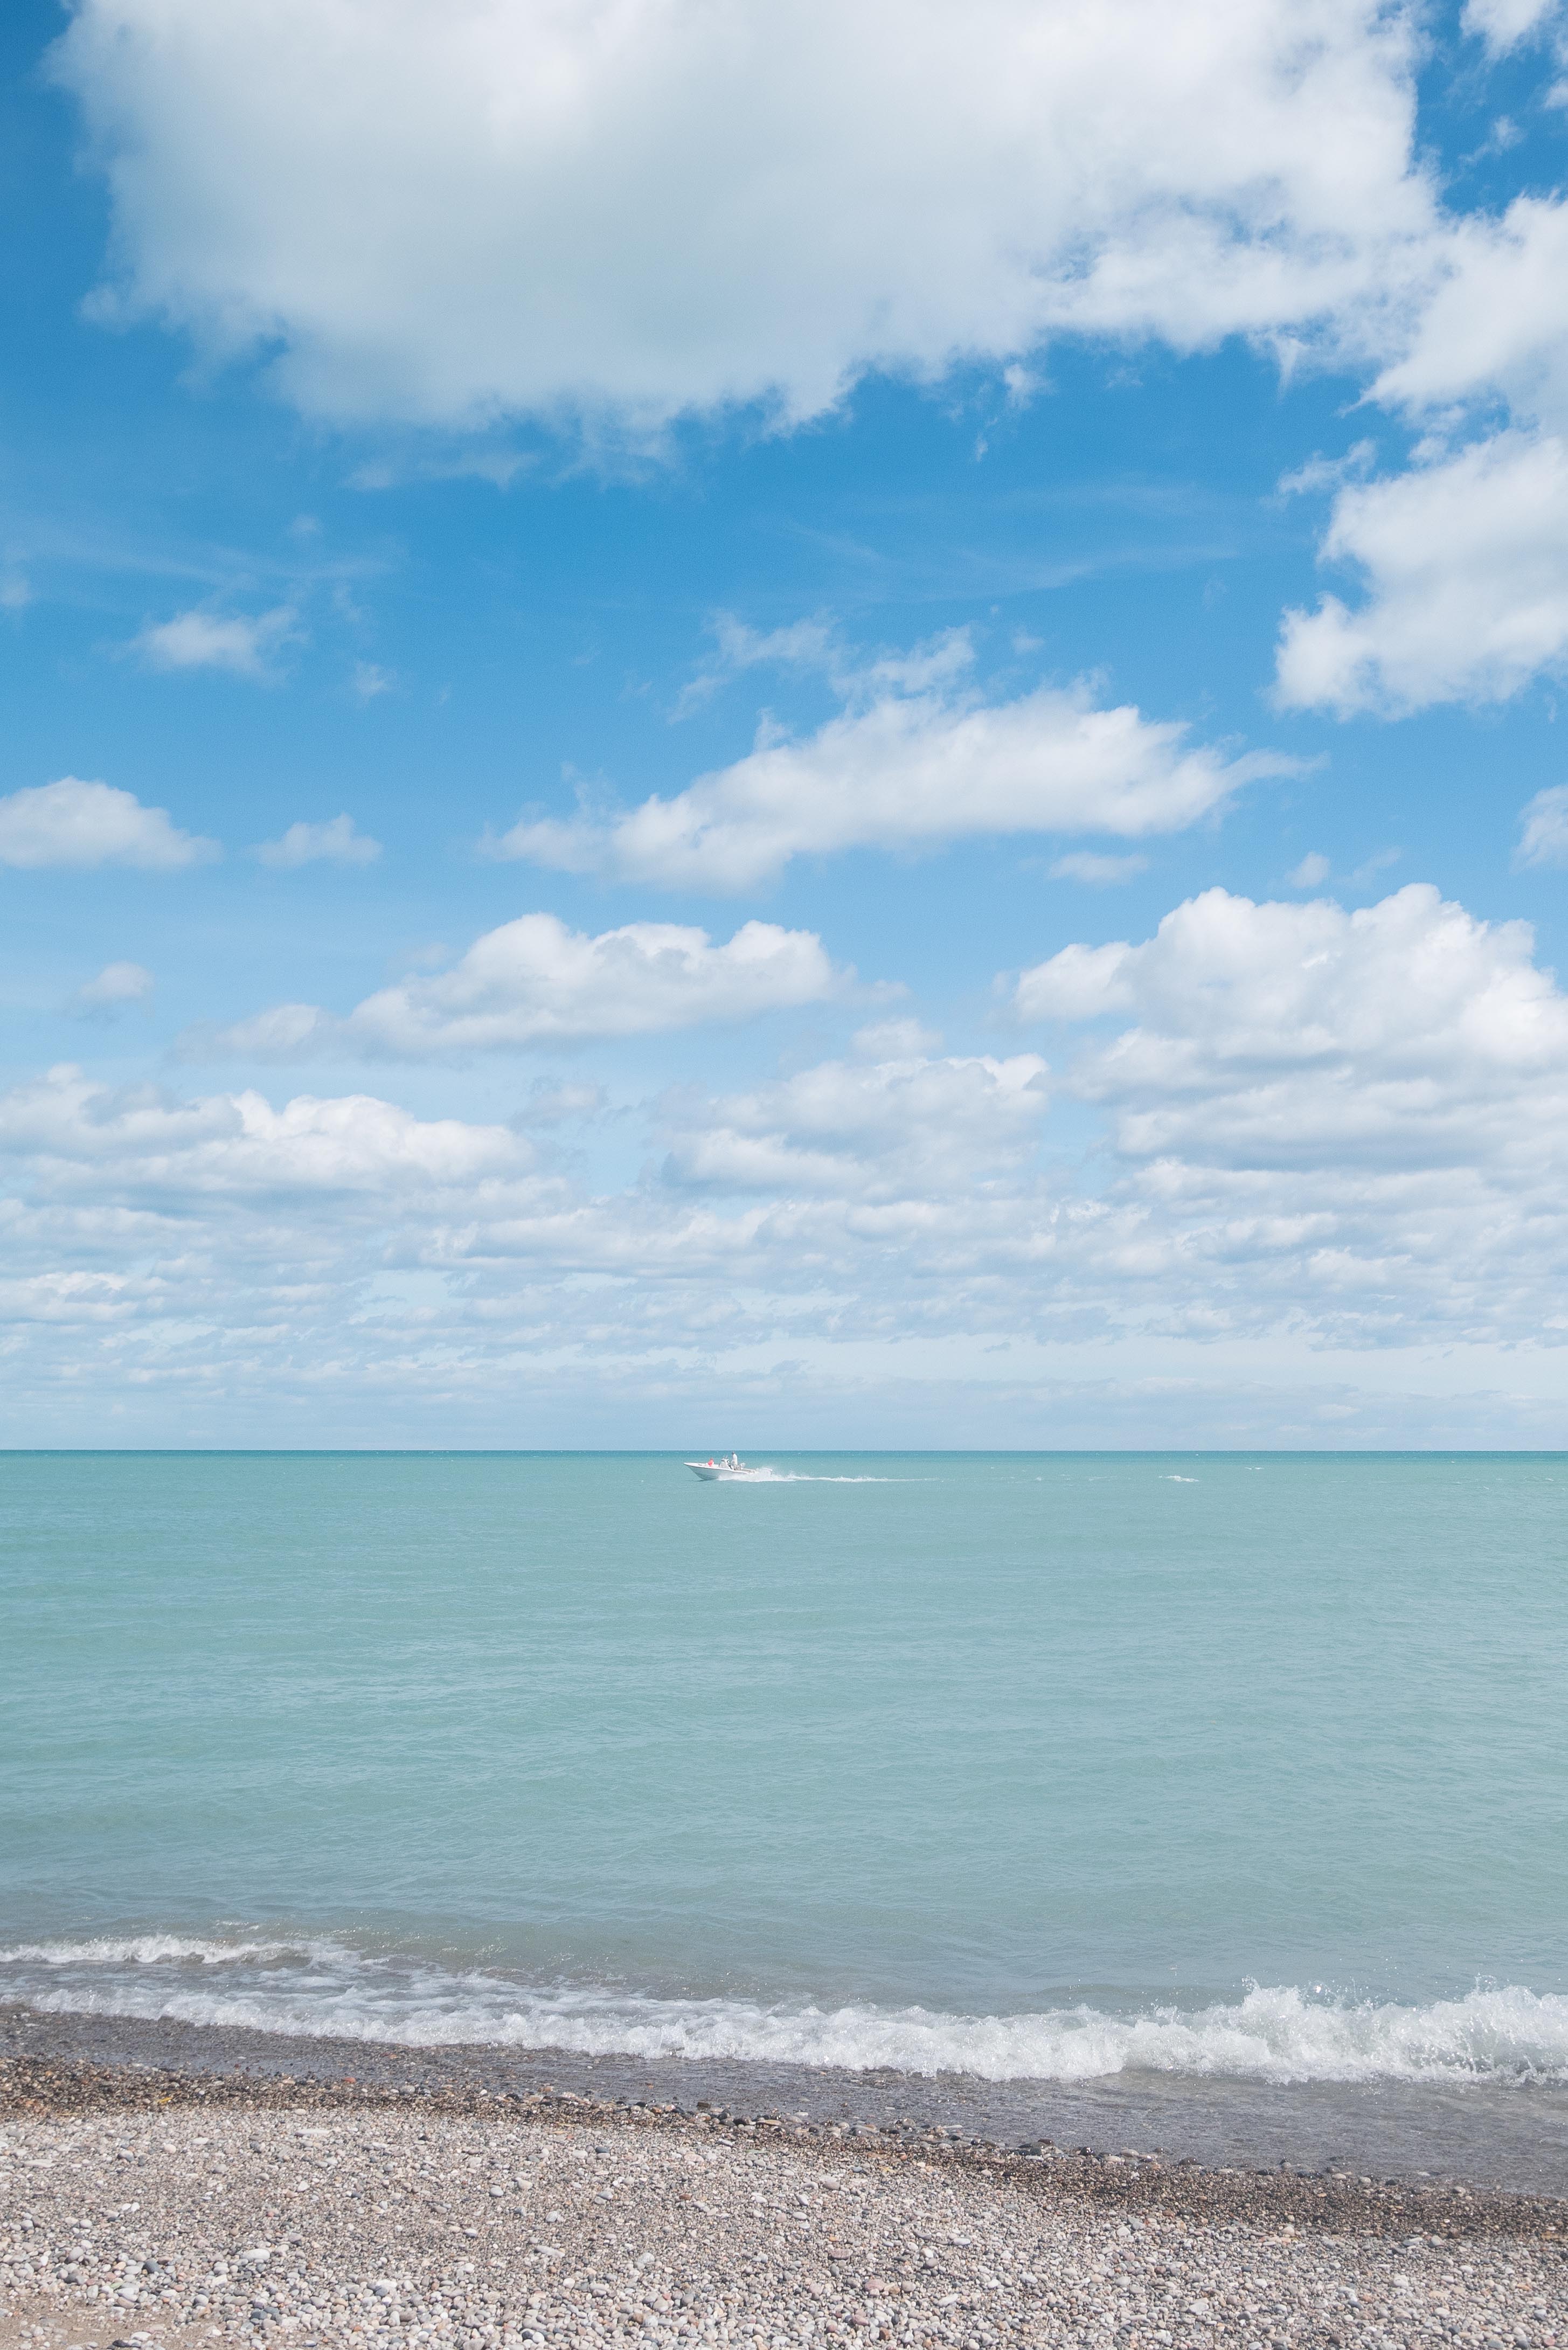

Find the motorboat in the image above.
[{"left": 684, "top": 1453, "right": 759, "bottom": 1481}]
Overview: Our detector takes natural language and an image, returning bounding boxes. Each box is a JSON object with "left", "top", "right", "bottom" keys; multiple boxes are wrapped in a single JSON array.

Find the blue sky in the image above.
[{"left": 6, "top": 0, "right": 1568, "bottom": 1446}]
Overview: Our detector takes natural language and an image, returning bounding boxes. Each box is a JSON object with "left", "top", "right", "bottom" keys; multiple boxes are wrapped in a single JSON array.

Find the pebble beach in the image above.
[{"left": 3, "top": 2064, "right": 1565, "bottom": 2350}]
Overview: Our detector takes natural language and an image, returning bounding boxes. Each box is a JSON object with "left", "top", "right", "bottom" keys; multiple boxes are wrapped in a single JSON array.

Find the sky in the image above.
[{"left": 6, "top": 0, "right": 1568, "bottom": 1448}]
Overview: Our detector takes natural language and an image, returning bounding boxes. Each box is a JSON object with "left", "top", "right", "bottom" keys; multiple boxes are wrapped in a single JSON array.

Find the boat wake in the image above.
[
  {"left": 685, "top": 1464, "right": 898, "bottom": 1484},
  {"left": 723, "top": 1469, "right": 898, "bottom": 1484}
]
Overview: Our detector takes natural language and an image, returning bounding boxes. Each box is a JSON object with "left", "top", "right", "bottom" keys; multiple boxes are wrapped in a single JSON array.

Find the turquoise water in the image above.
[{"left": 3, "top": 1451, "right": 1567, "bottom": 2085}]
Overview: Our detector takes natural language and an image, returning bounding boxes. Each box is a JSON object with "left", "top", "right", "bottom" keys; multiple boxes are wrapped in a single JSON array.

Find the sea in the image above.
[{"left": 3, "top": 1451, "right": 1567, "bottom": 2186}]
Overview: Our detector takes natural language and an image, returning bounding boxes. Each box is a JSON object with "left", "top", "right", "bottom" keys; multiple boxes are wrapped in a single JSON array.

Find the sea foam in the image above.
[{"left": 4, "top": 1938, "right": 1566, "bottom": 2086}]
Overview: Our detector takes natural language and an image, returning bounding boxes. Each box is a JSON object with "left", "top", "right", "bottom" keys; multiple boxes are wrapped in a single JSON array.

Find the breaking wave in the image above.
[{"left": 4, "top": 1938, "right": 1567, "bottom": 2086}]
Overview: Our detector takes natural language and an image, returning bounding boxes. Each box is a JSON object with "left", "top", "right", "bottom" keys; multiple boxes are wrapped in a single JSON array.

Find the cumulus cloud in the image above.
[
  {"left": 11, "top": 882, "right": 1568, "bottom": 1431},
  {"left": 1016, "top": 882, "right": 1568, "bottom": 1170},
  {"left": 659, "top": 1048, "right": 1049, "bottom": 1200},
  {"left": 1275, "top": 432, "right": 1568, "bottom": 715},
  {"left": 204, "top": 913, "right": 846, "bottom": 1059},
  {"left": 0, "top": 1063, "right": 523, "bottom": 1196},
  {"left": 59, "top": 0, "right": 1568, "bottom": 732},
  {"left": 495, "top": 638, "right": 1288, "bottom": 889},
  {"left": 133, "top": 605, "right": 300, "bottom": 678},
  {"left": 0, "top": 778, "right": 218, "bottom": 871},
  {"left": 1370, "top": 199, "right": 1568, "bottom": 429},
  {"left": 1278, "top": 184, "right": 1568, "bottom": 718},
  {"left": 51, "top": 0, "right": 1442, "bottom": 432},
  {"left": 253, "top": 815, "right": 383, "bottom": 869},
  {"left": 71, "top": 961, "right": 154, "bottom": 1016}
]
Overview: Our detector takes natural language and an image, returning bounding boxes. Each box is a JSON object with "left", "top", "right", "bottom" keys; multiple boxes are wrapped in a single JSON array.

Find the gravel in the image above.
[{"left": 2, "top": 2072, "right": 1565, "bottom": 2350}]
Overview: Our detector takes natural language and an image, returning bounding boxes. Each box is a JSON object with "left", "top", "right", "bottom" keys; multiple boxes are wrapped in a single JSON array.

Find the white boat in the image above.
[{"left": 684, "top": 1453, "right": 758, "bottom": 1481}]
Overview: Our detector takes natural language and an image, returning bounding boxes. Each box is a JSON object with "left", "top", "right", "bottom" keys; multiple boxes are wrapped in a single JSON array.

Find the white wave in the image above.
[
  {"left": 732, "top": 1471, "right": 897, "bottom": 1484},
  {"left": 3, "top": 1940, "right": 1567, "bottom": 2086},
  {"left": 0, "top": 1934, "right": 334, "bottom": 1967},
  {"left": 692, "top": 1468, "right": 899, "bottom": 1484}
]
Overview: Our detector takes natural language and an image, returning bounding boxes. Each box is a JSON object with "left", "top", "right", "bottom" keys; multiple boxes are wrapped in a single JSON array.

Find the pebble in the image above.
[{"left": 1, "top": 2070, "right": 1565, "bottom": 2350}]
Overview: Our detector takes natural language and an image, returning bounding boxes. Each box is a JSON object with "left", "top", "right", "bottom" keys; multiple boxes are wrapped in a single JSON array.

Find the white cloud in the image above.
[
  {"left": 52, "top": 0, "right": 1568, "bottom": 748},
  {"left": 1277, "top": 441, "right": 1377, "bottom": 498},
  {"left": 71, "top": 961, "right": 154, "bottom": 1015},
  {"left": 1462, "top": 0, "right": 1561, "bottom": 51},
  {"left": 51, "top": 0, "right": 1441, "bottom": 432},
  {"left": 0, "top": 1063, "right": 523, "bottom": 1195},
  {"left": 0, "top": 778, "right": 218, "bottom": 871},
  {"left": 1275, "top": 432, "right": 1568, "bottom": 715},
  {"left": 997, "top": 881, "right": 1568, "bottom": 1354},
  {"left": 1277, "top": 188, "right": 1568, "bottom": 719},
  {"left": 11, "top": 882, "right": 1568, "bottom": 1433},
  {"left": 1516, "top": 785, "right": 1568, "bottom": 867},
  {"left": 134, "top": 606, "right": 299, "bottom": 678},
  {"left": 253, "top": 815, "right": 383, "bottom": 869},
  {"left": 660, "top": 1048, "right": 1049, "bottom": 1200},
  {"left": 352, "top": 662, "right": 393, "bottom": 701},
  {"left": 1013, "top": 940, "right": 1139, "bottom": 1023},
  {"left": 672, "top": 615, "right": 838, "bottom": 717},
  {"left": 495, "top": 637, "right": 1288, "bottom": 890},
  {"left": 1049, "top": 850, "right": 1149, "bottom": 885},
  {"left": 63, "top": 0, "right": 1568, "bottom": 739},
  {"left": 1016, "top": 883, "right": 1568, "bottom": 1169},
  {"left": 1282, "top": 847, "right": 1399, "bottom": 891},
  {"left": 206, "top": 913, "right": 846, "bottom": 1059},
  {"left": 1370, "top": 198, "right": 1568, "bottom": 431}
]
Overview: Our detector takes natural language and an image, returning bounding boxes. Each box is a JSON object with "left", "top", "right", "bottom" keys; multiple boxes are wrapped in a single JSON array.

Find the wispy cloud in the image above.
[
  {"left": 132, "top": 605, "right": 301, "bottom": 679},
  {"left": 253, "top": 815, "right": 383, "bottom": 870},
  {"left": 70, "top": 961, "right": 155, "bottom": 1016},
  {"left": 1049, "top": 850, "right": 1148, "bottom": 885},
  {"left": 1516, "top": 785, "right": 1568, "bottom": 868}
]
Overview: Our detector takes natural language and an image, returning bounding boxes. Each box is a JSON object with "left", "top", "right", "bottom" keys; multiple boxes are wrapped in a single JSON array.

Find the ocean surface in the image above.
[{"left": 3, "top": 1451, "right": 1567, "bottom": 2139}]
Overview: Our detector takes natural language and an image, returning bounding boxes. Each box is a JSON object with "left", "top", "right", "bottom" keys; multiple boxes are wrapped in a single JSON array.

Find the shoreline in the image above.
[
  {"left": 8, "top": 2006, "right": 1568, "bottom": 2214},
  {"left": 2, "top": 2056, "right": 1566, "bottom": 2350},
  {"left": 3, "top": 2053, "right": 1566, "bottom": 2243}
]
